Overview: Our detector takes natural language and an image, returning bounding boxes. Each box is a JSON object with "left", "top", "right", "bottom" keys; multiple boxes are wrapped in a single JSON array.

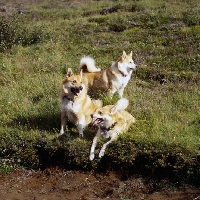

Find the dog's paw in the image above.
[
  {"left": 79, "top": 133, "right": 84, "bottom": 137},
  {"left": 89, "top": 153, "right": 95, "bottom": 161},
  {"left": 99, "top": 150, "right": 105, "bottom": 158},
  {"left": 59, "top": 130, "right": 64, "bottom": 135}
]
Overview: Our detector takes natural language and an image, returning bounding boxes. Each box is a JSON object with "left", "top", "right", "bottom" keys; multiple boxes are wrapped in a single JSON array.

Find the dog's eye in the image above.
[
  {"left": 72, "top": 80, "right": 77, "bottom": 83},
  {"left": 98, "top": 111, "right": 102, "bottom": 115}
]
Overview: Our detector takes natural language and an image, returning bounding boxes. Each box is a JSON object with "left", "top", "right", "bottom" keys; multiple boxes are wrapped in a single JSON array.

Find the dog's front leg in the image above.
[
  {"left": 78, "top": 124, "right": 84, "bottom": 137},
  {"left": 60, "top": 112, "right": 67, "bottom": 135},
  {"left": 77, "top": 116, "right": 85, "bottom": 137},
  {"left": 118, "top": 87, "right": 124, "bottom": 98},
  {"left": 89, "top": 135, "right": 98, "bottom": 161},
  {"left": 99, "top": 137, "right": 116, "bottom": 158}
]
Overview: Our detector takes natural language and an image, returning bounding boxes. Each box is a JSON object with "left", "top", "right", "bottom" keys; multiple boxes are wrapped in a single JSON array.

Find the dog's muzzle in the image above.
[
  {"left": 71, "top": 86, "right": 83, "bottom": 96},
  {"left": 90, "top": 115, "right": 104, "bottom": 126},
  {"left": 130, "top": 65, "right": 137, "bottom": 71}
]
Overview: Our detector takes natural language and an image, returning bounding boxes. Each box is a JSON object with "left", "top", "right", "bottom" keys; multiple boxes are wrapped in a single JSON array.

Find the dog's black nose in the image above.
[
  {"left": 90, "top": 114, "right": 93, "bottom": 118},
  {"left": 79, "top": 86, "right": 83, "bottom": 90}
]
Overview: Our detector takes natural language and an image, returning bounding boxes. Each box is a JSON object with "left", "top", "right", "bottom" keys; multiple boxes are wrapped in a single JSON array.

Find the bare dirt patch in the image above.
[{"left": 0, "top": 168, "right": 199, "bottom": 200}]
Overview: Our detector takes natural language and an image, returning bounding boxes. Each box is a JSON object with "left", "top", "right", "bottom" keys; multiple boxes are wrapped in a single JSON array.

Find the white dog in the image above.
[{"left": 80, "top": 51, "right": 137, "bottom": 97}]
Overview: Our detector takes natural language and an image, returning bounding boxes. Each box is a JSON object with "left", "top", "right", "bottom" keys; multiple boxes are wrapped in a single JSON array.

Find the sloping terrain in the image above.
[{"left": 0, "top": 168, "right": 199, "bottom": 200}]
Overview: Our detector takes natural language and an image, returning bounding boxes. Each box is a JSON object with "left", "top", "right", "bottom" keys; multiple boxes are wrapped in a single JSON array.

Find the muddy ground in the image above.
[{"left": 0, "top": 168, "right": 199, "bottom": 200}]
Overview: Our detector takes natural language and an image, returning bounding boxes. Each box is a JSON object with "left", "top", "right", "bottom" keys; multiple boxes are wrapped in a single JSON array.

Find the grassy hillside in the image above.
[{"left": 0, "top": 0, "right": 199, "bottom": 185}]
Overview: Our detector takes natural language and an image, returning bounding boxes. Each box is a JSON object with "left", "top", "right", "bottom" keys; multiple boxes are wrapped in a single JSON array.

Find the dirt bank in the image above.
[{"left": 0, "top": 168, "right": 199, "bottom": 200}]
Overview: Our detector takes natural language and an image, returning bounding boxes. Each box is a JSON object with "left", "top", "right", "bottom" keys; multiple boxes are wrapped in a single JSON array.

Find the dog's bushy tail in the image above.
[
  {"left": 111, "top": 98, "right": 129, "bottom": 114},
  {"left": 80, "top": 56, "right": 101, "bottom": 73}
]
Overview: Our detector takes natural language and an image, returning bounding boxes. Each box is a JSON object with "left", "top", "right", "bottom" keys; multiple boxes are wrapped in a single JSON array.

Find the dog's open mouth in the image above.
[
  {"left": 71, "top": 86, "right": 83, "bottom": 96},
  {"left": 91, "top": 118, "right": 104, "bottom": 126}
]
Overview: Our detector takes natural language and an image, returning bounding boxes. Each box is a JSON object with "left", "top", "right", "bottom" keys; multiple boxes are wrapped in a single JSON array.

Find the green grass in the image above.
[{"left": 0, "top": 0, "right": 199, "bottom": 184}]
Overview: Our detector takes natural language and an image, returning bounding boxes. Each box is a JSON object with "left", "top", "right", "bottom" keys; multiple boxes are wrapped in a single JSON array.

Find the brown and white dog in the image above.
[
  {"left": 80, "top": 51, "right": 137, "bottom": 98},
  {"left": 60, "top": 68, "right": 102, "bottom": 137},
  {"left": 89, "top": 98, "right": 135, "bottom": 160}
]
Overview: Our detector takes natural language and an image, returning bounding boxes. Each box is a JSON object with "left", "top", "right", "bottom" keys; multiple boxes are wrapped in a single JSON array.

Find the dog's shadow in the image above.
[
  {"left": 10, "top": 112, "right": 97, "bottom": 141},
  {"left": 56, "top": 122, "right": 98, "bottom": 142},
  {"left": 9, "top": 113, "right": 61, "bottom": 132}
]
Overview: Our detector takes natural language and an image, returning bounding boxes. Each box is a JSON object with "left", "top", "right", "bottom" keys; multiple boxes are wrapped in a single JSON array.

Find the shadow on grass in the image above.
[
  {"left": 9, "top": 113, "right": 61, "bottom": 132},
  {"left": 10, "top": 112, "right": 98, "bottom": 138},
  {"left": 34, "top": 126, "right": 97, "bottom": 170}
]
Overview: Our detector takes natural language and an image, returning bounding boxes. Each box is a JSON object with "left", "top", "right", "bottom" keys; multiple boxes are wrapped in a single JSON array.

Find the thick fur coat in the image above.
[
  {"left": 80, "top": 51, "right": 137, "bottom": 97},
  {"left": 60, "top": 68, "right": 102, "bottom": 137},
  {"left": 89, "top": 98, "right": 135, "bottom": 160}
]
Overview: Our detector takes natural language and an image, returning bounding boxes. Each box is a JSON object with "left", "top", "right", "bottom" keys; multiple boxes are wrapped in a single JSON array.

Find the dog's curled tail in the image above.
[
  {"left": 111, "top": 98, "right": 129, "bottom": 114},
  {"left": 80, "top": 56, "right": 101, "bottom": 73}
]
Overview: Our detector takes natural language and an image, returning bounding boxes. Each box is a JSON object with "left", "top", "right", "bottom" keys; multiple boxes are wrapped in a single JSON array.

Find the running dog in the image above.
[
  {"left": 89, "top": 98, "right": 135, "bottom": 160},
  {"left": 80, "top": 51, "right": 137, "bottom": 98},
  {"left": 60, "top": 68, "right": 102, "bottom": 137}
]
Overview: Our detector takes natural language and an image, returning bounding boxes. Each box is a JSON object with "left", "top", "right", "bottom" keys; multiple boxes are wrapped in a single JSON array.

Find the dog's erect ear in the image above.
[
  {"left": 130, "top": 51, "right": 132, "bottom": 57},
  {"left": 110, "top": 98, "right": 129, "bottom": 114},
  {"left": 121, "top": 51, "right": 127, "bottom": 60},
  {"left": 62, "top": 83, "right": 69, "bottom": 94},
  {"left": 66, "top": 68, "right": 73, "bottom": 77}
]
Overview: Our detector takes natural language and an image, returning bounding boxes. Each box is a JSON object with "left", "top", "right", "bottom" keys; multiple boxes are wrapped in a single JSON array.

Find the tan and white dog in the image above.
[
  {"left": 80, "top": 51, "right": 137, "bottom": 98},
  {"left": 60, "top": 68, "right": 102, "bottom": 137},
  {"left": 89, "top": 98, "right": 135, "bottom": 160}
]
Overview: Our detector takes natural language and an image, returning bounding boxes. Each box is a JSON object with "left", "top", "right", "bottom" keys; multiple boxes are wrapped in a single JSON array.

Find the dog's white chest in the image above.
[
  {"left": 62, "top": 100, "right": 80, "bottom": 121},
  {"left": 100, "top": 130, "right": 113, "bottom": 139},
  {"left": 114, "top": 74, "right": 131, "bottom": 89},
  {"left": 71, "top": 103, "right": 81, "bottom": 113}
]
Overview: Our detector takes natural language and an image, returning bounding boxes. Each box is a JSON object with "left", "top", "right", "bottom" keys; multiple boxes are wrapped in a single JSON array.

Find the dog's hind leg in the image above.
[{"left": 107, "top": 88, "right": 116, "bottom": 98}]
